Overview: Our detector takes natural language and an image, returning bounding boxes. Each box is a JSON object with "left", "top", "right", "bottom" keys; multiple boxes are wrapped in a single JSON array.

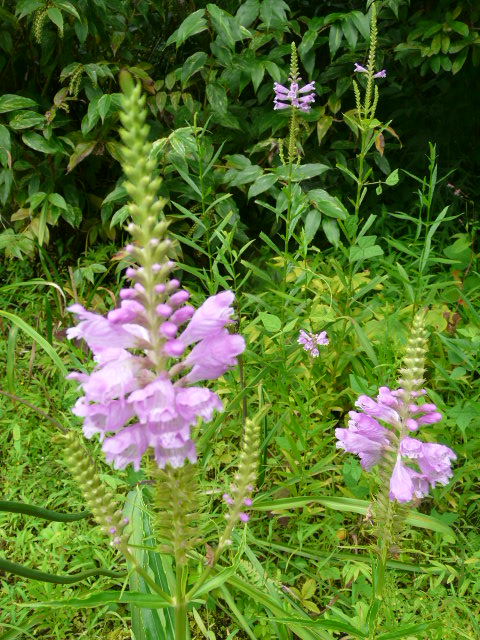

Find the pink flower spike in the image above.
[
  {"left": 374, "top": 69, "right": 386, "bottom": 78},
  {"left": 243, "top": 497, "right": 253, "bottom": 506},
  {"left": 223, "top": 493, "right": 233, "bottom": 505},
  {"left": 239, "top": 512, "right": 250, "bottom": 523}
]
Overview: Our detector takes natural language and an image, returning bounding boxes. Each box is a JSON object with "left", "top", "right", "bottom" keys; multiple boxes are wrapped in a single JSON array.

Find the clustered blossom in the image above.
[
  {"left": 67, "top": 276, "right": 245, "bottom": 471},
  {"left": 354, "top": 62, "right": 386, "bottom": 78},
  {"left": 298, "top": 329, "right": 329, "bottom": 357},
  {"left": 335, "top": 386, "right": 456, "bottom": 503},
  {"left": 273, "top": 80, "right": 315, "bottom": 113}
]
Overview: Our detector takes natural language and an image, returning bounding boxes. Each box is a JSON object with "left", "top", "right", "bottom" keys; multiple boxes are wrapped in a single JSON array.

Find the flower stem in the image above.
[{"left": 174, "top": 563, "right": 188, "bottom": 640}]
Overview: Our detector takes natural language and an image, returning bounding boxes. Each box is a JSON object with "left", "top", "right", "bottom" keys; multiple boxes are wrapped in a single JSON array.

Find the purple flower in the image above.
[
  {"left": 274, "top": 79, "right": 315, "bottom": 113},
  {"left": 336, "top": 386, "right": 455, "bottom": 503},
  {"left": 298, "top": 329, "right": 329, "bottom": 357},
  {"left": 354, "top": 62, "right": 386, "bottom": 78},
  {"left": 67, "top": 280, "right": 245, "bottom": 470}
]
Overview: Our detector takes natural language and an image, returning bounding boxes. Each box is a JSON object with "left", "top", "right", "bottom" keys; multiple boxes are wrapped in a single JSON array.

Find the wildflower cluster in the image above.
[
  {"left": 67, "top": 80, "right": 245, "bottom": 472},
  {"left": 298, "top": 329, "right": 329, "bottom": 357},
  {"left": 273, "top": 42, "right": 315, "bottom": 113},
  {"left": 273, "top": 80, "right": 315, "bottom": 113},
  {"left": 336, "top": 386, "right": 455, "bottom": 503}
]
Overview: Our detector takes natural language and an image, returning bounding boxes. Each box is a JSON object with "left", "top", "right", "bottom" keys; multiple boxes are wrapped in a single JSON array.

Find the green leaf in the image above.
[
  {"left": 206, "top": 82, "right": 227, "bottom": 114},
  {"left": 15, "top": 0, "right": 42, "bottom": 19},
  {"left": 377, "top": 621, "right": 441, "bottom": 639},
  {"left": 166, "top": 9, "right": 208, "bottom": 48},
  {"left": 0, "top": 311, "right": 68, "bottom": 377},
  {"left": 275, "top": 164, "right": 329, "bottom": 182},
  {"left": 124, "top": 489, "right": 175, "bottom": 639},
  {"left": 385, "top": 168, "right": 399, "bottom": 186},
  {"left": 48, "top": 193, "right": 67, "bottom": 210},
  {"left": 258, "top": 312, "right": 282, "bottom": 333},
  {"left": 47, "top": 7, "right": 63, "bottom": 33},
  {"left": 308, "top": 189, "right": 348, "bottom": 219},
  {"left": 0, "top": 124, "right": 11, "bottom": 168},
  {"left": 322, "top": 218, "right": 340, "bottom": 247},
  {"left": 8, "top": 110, "right": 44, "bottom": 130},
  {"left": 67, "top": 141, "right": 97, "bottom": 172},
  {"left": 24, "top": 591, "right": 170, "bottom": 609},
  {"left": 452, "top": 47, "right": 468, "bottom": 74},
  {"left": 22, "top": 131, "right": 63, "bottom": 154},
  {"left": 303, "top": 208, "right": 322, "bottom": 243},
  {"left": 55, "top": 0, "right": 80, "bottom": 20},
  {"left": 207, "top": 4, "right": 239, "bottom": 50},
  {"left": 329, "top": 23, "right": 343, "bottom": 58},
  {"left": 247, "top": 173, "right": 277, "bottom": 198},
  {"left": 98, "top": 94, "right": 112, "bottom": 123},
  {"left": 349, "top": 316, "right": 379, "bottom": 365},
  {"left": 317, "top": 115, "right": 332, "bottom": 145},
  {"left": 259, "top": 0, "right": 290, "bottom": 30},
  {"left": 225, "top": 165, "right": 262, "bottom": 187},
  {"left": 181, "top": 52, "right": 208, "bottom": 87},
  {"left": 0, "top": 94, "right": 37, "bottom": 113}
]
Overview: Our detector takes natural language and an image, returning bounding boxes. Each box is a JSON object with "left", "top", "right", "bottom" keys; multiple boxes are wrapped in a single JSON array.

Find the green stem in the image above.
[
  {"left": 120, "top": 544, "right": 173, "bottom": 603},
  {"left": 175, "top": 563, "right": 187, "bottom": 640}
]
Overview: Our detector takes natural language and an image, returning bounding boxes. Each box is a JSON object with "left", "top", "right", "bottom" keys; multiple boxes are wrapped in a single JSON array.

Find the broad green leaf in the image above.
[
  {"left": 55, "top": 0, "right": 80, "bottom": 20},
  {"left": 206, "top": 82, "right": 227, "bottom": 114},
  {"left": 275, "top": 164, "right": 329, "bottom": 182},
  {"left": 258, "top": 312, "right": 281, "bottom": 333},
  {"left": 329, "top": 23, "right": 343, "bottom": 58},
  {"left": 8, "top": 110, "right": 44, "bottom": 129},
  {"left": 166, "top": 9, "right": 208, "bottom": 48},
  {"left": 377, "top": 621, "right": 441, "bottom": 639},
  {"left": 225, "top": 165, "right": 262, "bottom": 187},
  {"left": 317, "top": 115, "right": 332, "bottom": 145},
  {"left": 0, "top": 124, "right": 11, "bottom": 168},
  {"left": 304, "top": 209, "right": 322, "bottom": 243},
  {"left": 0, "top": 94, "right": 37, "bottom": 113},
  {"left": 207, "top": 4, "right": 240, "bottom": 50},
  {"left": 181, "top": 52, "right": 208, "bottom": 87},
  {"left": 67, "top": 141, "right": 97, "bottom": 172},
  {"left": 247, "top": 173, "right": 277, "bottom": 198},
  {"left": 22, "top": 131, "right": 63, "bottom": 154},
  {"left": 47, "top": 7, "right": 63, "bottom": 33},
  {"left": 385, "top": 168, "right": 399, "bottom": 186},
  {"left": 98, "top": 94, "right": 112, "bottom": 122},
  {"left": 124, "top": 488, "right": 175, "bottom": 640},
  {"left": 259, "top": 0, "right": 290, "bottom": 30},
  {"left": 15, "top": 0, "right": 42, "bottom": 19},
  {"left": 48, "top": 193, "right": 67, "bottom": 210},
  {"left": 308, "top": 188, "right": 348, "bottom": 219}
]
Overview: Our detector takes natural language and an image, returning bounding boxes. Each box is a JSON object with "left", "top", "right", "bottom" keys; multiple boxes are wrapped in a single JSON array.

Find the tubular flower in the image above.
[
  {"left": 273, "top": 80, "right": 315, "bottom": 113},
  {"left": 336, "top": 386, "right": 455, "bottom": 503},
  {"left": 68, "top": 284, "right": 244, "bottom": 471}
]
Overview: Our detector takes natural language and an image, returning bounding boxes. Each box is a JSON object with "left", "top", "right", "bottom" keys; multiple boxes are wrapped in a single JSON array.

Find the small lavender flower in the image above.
[
  {"left": 298, "top": 329, "right": 329, "bottom": 357},
  {"left": 354, "top": 62, "right": 386, "bottom": 78},
  {"left": 274, "top": 80, "right": 315, "bottom": 112},
  {"left": 335, "top": 386, "right": 455, "bottom": 503}
]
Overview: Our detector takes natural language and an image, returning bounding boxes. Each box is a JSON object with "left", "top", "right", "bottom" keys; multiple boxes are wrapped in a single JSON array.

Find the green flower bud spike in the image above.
[
  {"left": 62, "top": 431, "right": 129, "bottom": 547},
  {"left": 217, "top": 418, "right": 260, "bottom": 562}
]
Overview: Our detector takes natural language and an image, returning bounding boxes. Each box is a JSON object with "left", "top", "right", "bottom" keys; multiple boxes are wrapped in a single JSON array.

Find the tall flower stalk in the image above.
[
  {"left": 273, "top": 42, "right": 315, "bottom": 326},
  {"left": 335, "top": 311, "right": 455, "bottom": 633},
  {"left": 65, "top": 74, "right": 257, "bottom": 639}
]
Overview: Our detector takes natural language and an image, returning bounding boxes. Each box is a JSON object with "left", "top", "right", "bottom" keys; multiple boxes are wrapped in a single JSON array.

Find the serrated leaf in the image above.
[
  {"left": 317, "top": 115, "right": 332, "bottom": 145},
  {"left": 0, "top": 94, "right": 37, "bottom": 113},
  {"left": 301, "top": 578, "right": 317, "bottom": 600},
  {"left": 329, "top": 23, "right": 343, "bottom": 58}
]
